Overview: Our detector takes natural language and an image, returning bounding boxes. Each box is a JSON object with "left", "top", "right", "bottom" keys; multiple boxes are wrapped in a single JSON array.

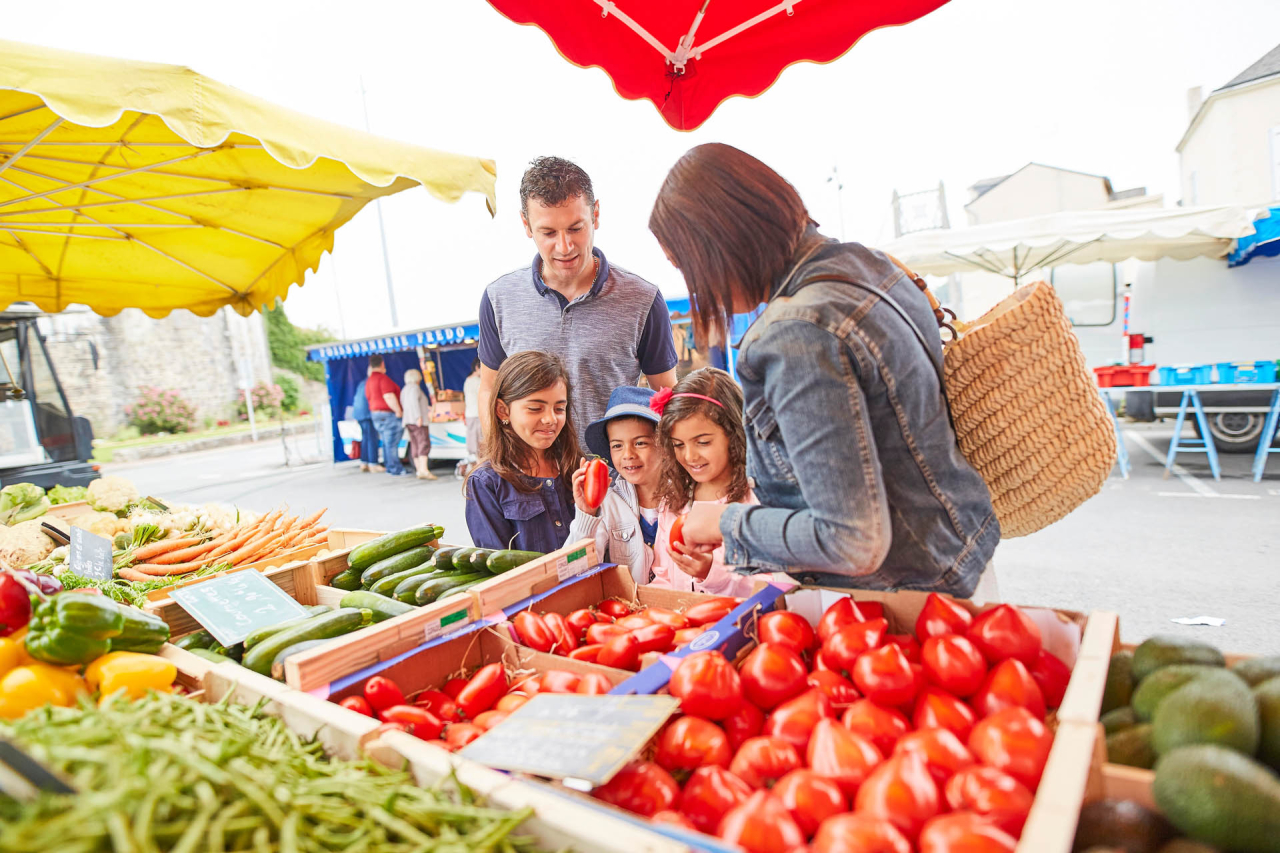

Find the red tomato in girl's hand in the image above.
[
  {"left": 412, "top": 689, "right": 460, "bottom": 722},
  {"left": 972, "top": 659, "right": 1047, "bottom": 720},
  {"left": 1028, "top": 648, "right": 1071, "bottom": 708},
  {"left": 539, "top": 670, "right": 581, "bottom": 694},
  {"left": 914, "top": 687, "right": 979, "bottom": 742},
  {"left": 883, "top": 633, "right": 922, "bottom": 664},
  {"left": 740, "top": 643, "right": 809, "bottom": 710},
  {"left": 339, "top": 695, "right": 373, "bottom": 716},
  {"left": 593, "top": 761, "right": 680, "bottom": 817},
  {"left": 655, "top": 715, "right": 733, "bottom": 773},
  {"left": 669, "top": 515, "right": 686, "bottom": 548},
  {"left": 812, "top": 814, "right": 912, "bottom": 853},
  {"left": 764, "top": 688, "right": 835, "bottom": 752},
  {"left": 968, "top": 707, "right": 1053, "bottom": 791},
  {"left": 717, "top": 791, "right": 806, "bottom": 853},
  {"left": 669, "top": 651, "right": 744, "bottom": 720},
  {"left": 806, "top": 670, "right": 861, "bottom": 708},
  {"left": 566, "top": 608, "right": 598, "bottom": 639},
  {"left": 455, "top": 663, "right": 507, "bottom": 719},
  {"left": 542, "top": 612, "right": 579, "bottom": 654},
  {"left": 773, "top": 769, "right": 848, "bottom": 839},
  {"left": 363, "top": 676, "right": 405, "bottom": 712},
  {"left": 729, "top": 736, "right": 804, "bottom": 789},
  {"left": 568, "top": 643, "right": 604, "bottom": 663},
  {"left": 821, "top": 618, "right": 888, "bottom": 674},
  {"left": 841, "top": 700, "right": 911, "bottom": 757},
  {"left": 679, "top": 765, "right": 753, "bottom": 834},
  {"left": 894, "top": 728, "right": 976, "bottom": 787},
  {"left": 805, "top": 718, "right": 884, "bottom": 800},
  {"left": 944, "top": 766, "right": 1034, "bottom": 837},
  {"left": 512, "top": 611, "right": 556, "bottom": 653},
  {"left": 965, "top": 605, "right": 1042, "bottom": 665},
  {"left": 918, "top": 812, "right": 1018, "bottom": 853},
  {"left": 598, "top": 599, "right": 633, "bottom": 620},
  {"left": 855, "top": 751, "right": 941, "bottom": 842},
  {"left": 758, "top": 611, "right": 817, "bottom": 656},
  {"left": 722, "top": 699, "right": 766, "bottom": 750},
  {"left": 915, "top": 593, "right": 974, "bottom": 641},
  {"left": 922, "top": 634, "right": 989, "bottom": 698},
  {"left": 816, "top": 597, "right": 864, "bottom": 644},
  {"left": 583, "top": 457, "right": 610, "bottom": 510},
  {"left": 576, "top": 673, "right": 613, "bottom": 694},
  {"left": 853, "top": 644, "right": 919, "bottom": 708}
]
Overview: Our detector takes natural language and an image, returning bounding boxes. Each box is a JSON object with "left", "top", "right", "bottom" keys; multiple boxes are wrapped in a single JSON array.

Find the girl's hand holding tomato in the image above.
[
  {"left": 572, "top": 457, "right": 611, "bottom": 515},
  {"left": 678, "top": 502, "right": 728, "bottom": 549},
  {"left": 670, "top": 540, "right": 714, "bottom": 580}
]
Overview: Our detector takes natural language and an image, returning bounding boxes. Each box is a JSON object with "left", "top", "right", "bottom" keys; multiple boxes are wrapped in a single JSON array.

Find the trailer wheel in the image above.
[{"left": 1193, "top": 412, "right": 1264, "bottom": 454}]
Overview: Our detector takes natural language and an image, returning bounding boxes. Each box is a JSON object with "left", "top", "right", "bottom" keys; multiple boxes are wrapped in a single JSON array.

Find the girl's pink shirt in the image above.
[{"left": 650, "top": 490, "right": 759, "bottom": 597}]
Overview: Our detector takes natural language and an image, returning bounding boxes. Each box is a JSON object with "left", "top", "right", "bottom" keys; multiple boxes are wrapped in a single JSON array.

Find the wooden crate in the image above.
[
  {"left": 140, "top": 544, "right": 324, "bottom": 602},
  {"left": 144, "top": 560, "right": 318, "bottom": 637},
  {"left": 309, "top": 528, "right": 392, "bottom": 585},
  {"left": 1016, "top": 720, "right": 1100, "bottom": 853},
  {"left": 159, "top": 646, "right": 685, "bottom": 852},
  {"left": 46, "top": 500, "right": 90, "bottom": 520},
  {"left": 467, "top": 538, "right": 599, "bottom": 616}
]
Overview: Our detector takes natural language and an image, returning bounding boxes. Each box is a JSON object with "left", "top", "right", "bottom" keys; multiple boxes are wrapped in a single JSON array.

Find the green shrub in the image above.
[
  {"left": 274, "top": 373, "right": 301, "bottom": 412},
  {"left": 125, "top": 387, "right": 197, "bottom": 435},
  {"left": 264, "top": 302, "right": 335, "bottom": 383},
  {"left": 236, "top": 381, "right": 285, "bottom": 420}
]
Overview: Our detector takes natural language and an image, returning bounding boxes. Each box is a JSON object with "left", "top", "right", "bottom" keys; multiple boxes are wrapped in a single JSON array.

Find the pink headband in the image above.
[{"left": 649, "top": 387, "right": 724, "bottom": 416}]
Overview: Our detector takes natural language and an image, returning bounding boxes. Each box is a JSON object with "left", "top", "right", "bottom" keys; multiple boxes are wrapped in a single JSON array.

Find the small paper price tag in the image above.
[
  {"left": 423, "top": 607, "right": 471, "bottom": 643},
  {"left": 555, "top": 546, "right": 590, "bottom": 582}
]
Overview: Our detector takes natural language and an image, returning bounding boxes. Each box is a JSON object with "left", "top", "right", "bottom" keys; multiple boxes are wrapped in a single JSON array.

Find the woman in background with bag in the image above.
[{"left": 651, "top": 143, "right": 1000, "bottom": 598}]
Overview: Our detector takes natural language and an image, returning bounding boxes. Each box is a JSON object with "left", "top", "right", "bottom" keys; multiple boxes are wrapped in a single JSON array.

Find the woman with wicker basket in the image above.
[{"left": 649, "top": 143, "right": 1001, "bottom": 598}]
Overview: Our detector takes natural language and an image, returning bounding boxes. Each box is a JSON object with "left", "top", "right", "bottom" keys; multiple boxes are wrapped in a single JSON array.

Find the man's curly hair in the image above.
[{"left": 520, "top": 156, "right": 596, "bottom": 217}]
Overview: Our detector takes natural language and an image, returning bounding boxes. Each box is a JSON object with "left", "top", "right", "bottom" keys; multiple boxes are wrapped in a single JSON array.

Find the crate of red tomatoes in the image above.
[{"left": 572, "top": 585, "right": 1116, "bottom": 853}]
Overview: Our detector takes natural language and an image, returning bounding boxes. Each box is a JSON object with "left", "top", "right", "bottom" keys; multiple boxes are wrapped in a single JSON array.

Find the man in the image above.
[
  {"left": 364, "top": 355, "right": 406, "bottom": 477},
  {"left": 351, "top": 367, "right": 382, "bottom": 472},
  {"left": 463, "top": 358, "right": 483, "bottom": 468},
  {"left": 477, "top": 157, "right": 678, "bottom": 446}
]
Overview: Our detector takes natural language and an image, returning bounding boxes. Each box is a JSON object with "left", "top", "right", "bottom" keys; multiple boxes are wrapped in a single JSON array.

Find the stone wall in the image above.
[{"left": 38, "top": 307, "right": 272, "bottom": 439}]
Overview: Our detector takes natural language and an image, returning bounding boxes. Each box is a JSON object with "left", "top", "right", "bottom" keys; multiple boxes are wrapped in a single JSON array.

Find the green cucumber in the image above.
[
  {"left": 469, "top": 549, "right": 495, "bottom": 572},
  {"left": 393, "top": 570, "right": 454, "bottom": 603},
  {"left": 368, "top": 564, "right": 441, "bottom": 598},
  {"left": 450, "top": 547, "right": 477, "bottom": 569},
  {"left": 338, "top": 591, "right": 416, "bottom": 622},
  {"left": 174, "top": 630, "right": 217, "bottom": 651},
  {"left": 270, "top": 639, "right": 335, "bottom": 679},
  {"left": 438, "top": 576, "right": 487, "bottom": 601},
  {"left": 241, "top": 608, "right": 370, "bottom": 675},
  {"left": 485, "top": 550, "right": 544, "bottom": 575},
  {"left": 187, "top": 648, "right": 235, "bottom": 665},
  {"left": 242, "top": 605, "right": 332, "bottom": 650},
  {"left": 431, "top": 547, "right": 464, "bottom": 572},
  {"left": 415, "top": 572, "right": 487, "bottom": 605},
  {"left": 221, "top": 642, "right": 245, "bottom": 663},
  {"left": 360, "top": 546, "right": 436, "bottom": 587},
  {"left": 347, "top": 526, "right": 440, "bottom": 571},
  {"left": 329, "top": 567, "right": 363, "bottom": 591}
]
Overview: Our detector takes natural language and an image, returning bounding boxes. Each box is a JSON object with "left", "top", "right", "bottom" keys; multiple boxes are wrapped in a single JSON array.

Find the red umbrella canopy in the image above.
[{"left": 486, "top": 0, "right": 951, "bottom": 131}]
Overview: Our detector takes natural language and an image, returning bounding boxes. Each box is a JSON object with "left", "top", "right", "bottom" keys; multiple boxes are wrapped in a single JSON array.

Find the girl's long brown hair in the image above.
[
  {"left": 649, "top": 143, "right": 813, "bottom": 349},
  {"left": 656, "top": 368, "right": 750, "bottom": 514},
  {"left": 468, "top": 350, "right": 581, "bottom": 495}
]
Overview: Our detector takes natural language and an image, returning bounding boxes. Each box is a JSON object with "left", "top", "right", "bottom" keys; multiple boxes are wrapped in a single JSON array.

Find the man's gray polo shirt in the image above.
[{"left": 478, "top": 248, "right": 678, "bottom": 447}]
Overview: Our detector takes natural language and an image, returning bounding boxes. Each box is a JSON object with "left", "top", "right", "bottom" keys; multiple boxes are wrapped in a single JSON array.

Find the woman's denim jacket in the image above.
[{"left": 720, "top": 238, "right": 1000, "bottom": 597}]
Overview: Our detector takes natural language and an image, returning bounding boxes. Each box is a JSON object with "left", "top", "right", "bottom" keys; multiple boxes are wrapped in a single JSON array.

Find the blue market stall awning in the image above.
[
  {"left": 306, "top": 322, "right": 480, "bottom": 361},
  {"left": 1229, "top": 206, "right": 1280, "bottom": 267}
]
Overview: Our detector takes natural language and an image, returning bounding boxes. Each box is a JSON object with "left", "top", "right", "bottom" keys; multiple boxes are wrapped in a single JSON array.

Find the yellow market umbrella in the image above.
[{"left": 0, "top": 40, "right": 497, "bottom": 318}]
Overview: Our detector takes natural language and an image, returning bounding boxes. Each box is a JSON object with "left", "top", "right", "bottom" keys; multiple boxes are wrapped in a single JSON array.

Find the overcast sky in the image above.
[{"left": 6, "top": 1, "right": 1279, "bottom": 339}]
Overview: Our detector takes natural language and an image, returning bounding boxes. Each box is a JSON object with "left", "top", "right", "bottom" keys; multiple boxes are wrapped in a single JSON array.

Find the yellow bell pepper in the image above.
[
  {"left": 84, "top": 651, "right": 176, "bottom": 701},
  {"left": 0, "top": 637, "right": 23, "bottom": 678},
  {"left": 0, "top": 664, "right": 84, "bottom": 720}
]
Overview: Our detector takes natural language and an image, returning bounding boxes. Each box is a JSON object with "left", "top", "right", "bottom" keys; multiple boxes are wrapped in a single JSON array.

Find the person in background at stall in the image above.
[
  {"left": 400, "top": 368, "right": 437, "bottom": 481},
  {"left": 365, "top": 355, "right": 407, "bottom": 477},
  {"left": 649, "top": 143, "right": 999, "bottom": 598},
  {"left": 351, "top": 367, "right": 381, "bottom": 473},
  {"left": 649, "top": 368, "right": 758, "bottom": 597},
  {"left": 465, "top": 351, "right": 578, "bottom": 552},
  {"left": 568, "top": 386, "right": 662, "bottom": 585},
  {"left": 460, "top": 358, "right": 483, "bottom": 479},
  {"left": 476, "top": 156, "right": 679, "bottom": 447}
]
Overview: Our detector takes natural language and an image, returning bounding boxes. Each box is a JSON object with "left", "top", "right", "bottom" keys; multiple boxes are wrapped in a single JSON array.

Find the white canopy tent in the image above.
[{"left": 881, "top": 205, "right": 1267, "bottom": 283}]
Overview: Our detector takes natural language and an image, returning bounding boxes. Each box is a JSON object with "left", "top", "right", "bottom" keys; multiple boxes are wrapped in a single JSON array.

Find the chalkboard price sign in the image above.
[
  {"left": 68, "top": 527, "right": 114, "bottom": 582},
  {"left": 459, "top": 693, "right": 678, "bottom": 785},
  {"left": 170, "top": 569, "right": 309, "bottom": 647}
]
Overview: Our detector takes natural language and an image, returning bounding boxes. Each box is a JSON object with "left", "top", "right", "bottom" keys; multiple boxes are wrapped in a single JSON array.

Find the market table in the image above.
[{"left": 1098, "top": 382, "right": 1280, "bottom": 480}]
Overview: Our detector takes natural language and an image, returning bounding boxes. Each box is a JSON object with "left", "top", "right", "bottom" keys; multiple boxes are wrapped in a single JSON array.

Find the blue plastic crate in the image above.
[
  {"left": 1158, "top": 365, "right": 1213, "bottom": 386},
  {"left": 1216, "top": 360, "right": 1278, "bottom": 384}
]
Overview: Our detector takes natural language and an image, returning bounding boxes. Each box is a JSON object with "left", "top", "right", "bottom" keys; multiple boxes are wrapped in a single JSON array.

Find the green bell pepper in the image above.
[
  {"left": 24, "top": 592, "right": 170, "bottom": 665},
  {"left": 25, "top": 627, "right": 112, "bottom": 666}
]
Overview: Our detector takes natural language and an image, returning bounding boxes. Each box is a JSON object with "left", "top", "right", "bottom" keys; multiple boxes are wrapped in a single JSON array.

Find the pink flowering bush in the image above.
[
  {"left": 125, "top": 387, "right": 197, "bottom": 434},
  {"left": 236, "top": 381, "right": 285, "bottom": 420}
]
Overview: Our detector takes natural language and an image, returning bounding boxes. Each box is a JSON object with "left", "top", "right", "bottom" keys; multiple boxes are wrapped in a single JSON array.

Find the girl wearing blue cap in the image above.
[{"left": 568, "top": 386, "right": 663, "bottom": 584}]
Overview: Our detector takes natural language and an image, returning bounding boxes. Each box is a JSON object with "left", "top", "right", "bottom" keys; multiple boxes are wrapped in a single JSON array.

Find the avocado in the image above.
[
  {"left": 1234, "top": 657, "right": 1280, "bottom": 688},
  {"left": 1132, "top": 666, "right": 1242, "bottom": 722},
  {"left": 1073, "top": 798, "right": 1175, "bottom": 853},
  {"left": 1156, "top": 842, "right": 1221, "bottom": 853},
  {"left": 1254, "top": 675, "right": 1280, "bottom": 770},
  {"left": 1108, "top": 724, "right": 1158, "bottom": 769},
  {"left": 1152, "top": 676, "right": 1259, "bottom": 757},
  {"left": 1103, "top": 706, "right": 1139, "bottom": 735},
  {"left": 1153, "top": 744, "right": 1280, "bottom": 853},
  {"left": 1132, "top": 636, "right": 1226, "bottom": 683},
  {"left": 1104, "top": 651, "right": 1136, "bottom": 714}
]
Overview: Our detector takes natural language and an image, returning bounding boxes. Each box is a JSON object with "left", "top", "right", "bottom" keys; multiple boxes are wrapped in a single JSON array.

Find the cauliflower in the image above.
[
  {"left": 87, "top": 476, "right": 140, "bottom": 516},
  {"left": 0, "top": 519, "right": 58, "bottom": 568},
  {"left": 196, "top": 503, "right": 254, "bottom": 536},
  {"left": 71, "top": 510, "right": 128, "bottom": 538}
]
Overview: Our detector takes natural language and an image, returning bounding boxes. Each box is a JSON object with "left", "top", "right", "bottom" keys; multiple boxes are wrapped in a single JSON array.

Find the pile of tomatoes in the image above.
[
  {"left": 336, "top": 661, "right": 623, "bottom": 750},
  {"left": 507, "top": 595, "right": 740, "bottom": 671},
  {"left": 591, "top": 594, "right": 1069, "bottom": 853}
]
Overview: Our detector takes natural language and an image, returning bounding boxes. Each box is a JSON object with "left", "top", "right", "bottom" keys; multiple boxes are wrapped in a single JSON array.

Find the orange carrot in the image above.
[
  {"left": 133, "top": 561, "right": 206, "bottom": 576},
  {"left": 150, "top": 538, "right": 222, "bottom": 565},
  {"left": 131, "top": 537, "right": 204, "bottom": 563},
  {"left": 117, "top": 567, "right": 154, "bottom": 582},
  {"left": 204, "top": 528, "right": 258, "bottom": 561},
  {"left": 299, "top": 508, "right": 327, "bottom": 528},
  {"left": 223, "top": 531, "right": 278, "bottom": 566}
]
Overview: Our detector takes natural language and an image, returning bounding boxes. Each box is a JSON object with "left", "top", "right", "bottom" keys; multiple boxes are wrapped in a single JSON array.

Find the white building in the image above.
[{"left": 965, "top": 163, "right": 1158, "bottom": 226}]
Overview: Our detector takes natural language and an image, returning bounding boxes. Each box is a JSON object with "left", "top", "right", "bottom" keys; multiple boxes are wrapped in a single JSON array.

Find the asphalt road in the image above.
[{"left": 106, "top": 422, "right": 1280, "bottom": 654}]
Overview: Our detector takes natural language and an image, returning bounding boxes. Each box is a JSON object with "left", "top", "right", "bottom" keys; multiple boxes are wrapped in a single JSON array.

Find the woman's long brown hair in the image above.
[
  {"left": 467, "top": 350, "right": 581, "bottom": 495},
  {"left": 655, "top": 368, "right": 750, "bottom": 514},
  {"left": 649, "top": 143, "right": 813, "bottom": 349}
]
